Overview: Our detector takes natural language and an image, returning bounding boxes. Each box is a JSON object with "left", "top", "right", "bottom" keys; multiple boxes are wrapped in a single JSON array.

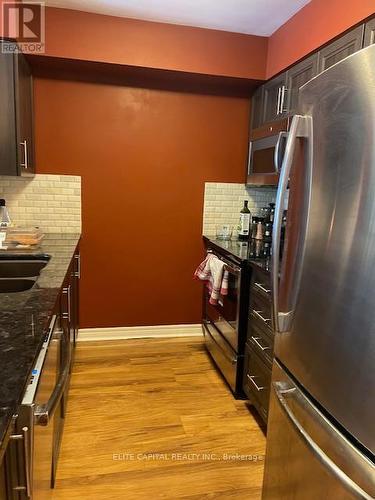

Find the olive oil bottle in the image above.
[{"left": 238, "top": 200, "right": 251, "bottom": 241}]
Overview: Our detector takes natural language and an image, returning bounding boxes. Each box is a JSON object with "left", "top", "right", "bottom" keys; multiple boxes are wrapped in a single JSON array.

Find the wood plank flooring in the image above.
[{"left": 51, "top": 337, "right": 266, "bottom": 499}]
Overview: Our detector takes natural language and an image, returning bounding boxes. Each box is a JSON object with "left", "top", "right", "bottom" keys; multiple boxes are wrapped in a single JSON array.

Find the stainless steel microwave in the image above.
[{"left": 246, "top": 119, "right": 290, "bottom": 186}]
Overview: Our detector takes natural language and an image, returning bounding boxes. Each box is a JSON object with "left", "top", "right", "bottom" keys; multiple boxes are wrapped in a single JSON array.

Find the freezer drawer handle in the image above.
[
  {"left": 10, "top": 427, "right": 31, "bottom": 497},
  {"left": 273, "top": 383, "right": 373, "bottom": 500},
  {"left": 253, "top": 310, "right": 271, "bottom": 324},
  {"left": 254, "top": 282, "right": 271, "bottom": 295},
  {"left": 34, "top": 328, "right": 71, "bottom": 426},
  {"left": 251, "top": 336, "right": 270, "bottom": 351},
  {"left": 247, "top": 374, "right": 265, "bottom": 391}
]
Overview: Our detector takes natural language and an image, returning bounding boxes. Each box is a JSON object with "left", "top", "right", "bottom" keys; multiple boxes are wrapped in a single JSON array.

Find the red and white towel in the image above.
[{"left": 194, "top": 253, "right": 229, "bottom": 305}]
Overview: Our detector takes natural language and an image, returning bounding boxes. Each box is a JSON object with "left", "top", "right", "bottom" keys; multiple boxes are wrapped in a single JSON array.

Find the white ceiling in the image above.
[{"left": 45, "top": 0, "right": 311, "bottom": 36}]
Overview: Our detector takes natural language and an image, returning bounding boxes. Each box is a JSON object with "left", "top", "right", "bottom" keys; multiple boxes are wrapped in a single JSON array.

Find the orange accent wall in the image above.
[
  {"left": 267, "top": 0, "right": 375, "bottom": 78},
  {"left": 34, "top": 77, "right": 250, "bottom": 328},
  {"left": 42, "top": 7, "right": 267, "bottom": 80}
]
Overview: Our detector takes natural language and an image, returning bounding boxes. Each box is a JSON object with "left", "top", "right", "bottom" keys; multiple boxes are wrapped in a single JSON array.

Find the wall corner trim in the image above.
[{"left": 78, "top": 323, "right": 203, "bottom": 341}]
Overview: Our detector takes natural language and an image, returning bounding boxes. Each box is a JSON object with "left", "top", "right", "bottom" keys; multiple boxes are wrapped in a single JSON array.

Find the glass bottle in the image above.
[{"left": 238, "top": 200, "right": 251, "bottom": 241}]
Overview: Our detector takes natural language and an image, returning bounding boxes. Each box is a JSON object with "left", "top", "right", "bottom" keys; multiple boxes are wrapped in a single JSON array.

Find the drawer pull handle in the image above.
[
  {"left": 251, "top": 336, "right": 270, "bottom": 351},
  {"left": 247, "top": 374, "right": 265, "bottom": 391},
  {"left": 253, "top": 310, "right": 271, "bottom": 324},
  {"left": 254, "top": 282, "right": 271, "bottom": 294}
]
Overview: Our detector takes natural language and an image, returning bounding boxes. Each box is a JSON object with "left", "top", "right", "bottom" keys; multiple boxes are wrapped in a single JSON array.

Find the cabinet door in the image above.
[
  {"left": 286, "top": 53, "right": 319, "bottom": 114},
  {"left": 15, "top": 52, "right": 35, "bottom": 175},
  {"left": 0, "top": 42, "right": 17, "bottom": 176},
  {"left": 318, "top": 25, "right": 364, "bottom": 72},
  {"left": 263, "top": 72, "right": 287, "bottom": 124},
  {"left": 250, "top": 86, "right": 264, "bottom": 129},
  {"left": 363, "top": 18, "right": 375, "bottom": 47}
]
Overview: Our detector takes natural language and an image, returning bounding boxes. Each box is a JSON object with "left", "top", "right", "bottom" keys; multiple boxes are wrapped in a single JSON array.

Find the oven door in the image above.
[
  {"left": 204, "top": 256, "right": 241, "bottom": 352},
  {"left": 247, "top": 131, "right": 288, "bottom": 186},
  {"left": 33, "top": 314, "right": 71, "bottom": 496}
]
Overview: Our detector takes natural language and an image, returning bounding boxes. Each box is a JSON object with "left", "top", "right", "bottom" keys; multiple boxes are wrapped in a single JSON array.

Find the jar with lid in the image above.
[
  {"left": 269, "top": 203, "right": 276, "bottom": 223},
  {"left": 264, "top": 222, "right": 273, "bottom": 242},
  {"left": 260, "top": 206, "right": 271, "bottom": 223},
  {"left": 251, "top": 216, "right": 259, "bottom": 239},
  {"left": 255, "top": 218, "right": 265, "bottom": 240}
]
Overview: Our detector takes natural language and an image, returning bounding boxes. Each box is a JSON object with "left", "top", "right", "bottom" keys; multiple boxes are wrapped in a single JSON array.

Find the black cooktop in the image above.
[{"left": 203, "top": 235, "right": 271, "bottom": 273}]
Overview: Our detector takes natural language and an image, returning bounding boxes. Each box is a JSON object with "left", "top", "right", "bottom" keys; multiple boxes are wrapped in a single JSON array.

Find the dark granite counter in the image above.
[
  {"left": 203, "top": 235, "right": 271, "bottom": 273},
  {"left": 0, "top": 233, "right": 80, "bottom": 450}
]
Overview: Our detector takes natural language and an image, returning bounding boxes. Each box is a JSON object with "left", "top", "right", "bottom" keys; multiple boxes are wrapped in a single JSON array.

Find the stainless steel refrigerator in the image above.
[{"left": 262, "top": 45, "right": 375, "bottom": 499}]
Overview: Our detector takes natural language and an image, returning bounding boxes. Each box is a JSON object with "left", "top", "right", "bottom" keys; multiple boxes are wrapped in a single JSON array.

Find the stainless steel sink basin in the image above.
[
  {"left": 0, "top": 255, "right": 50, "bottom": 293},
  {"left": 0, "top": 258, "right": 50, "bottom": 278},
  {"left": 0, "top": 278, "right": 37, "bottom": 293}
]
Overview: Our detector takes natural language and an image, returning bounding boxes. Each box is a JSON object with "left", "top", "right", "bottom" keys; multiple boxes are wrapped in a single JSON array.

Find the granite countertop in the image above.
[
  {"left": 0, "top": 233, "right": 80, "bottom": 450},
  {"left": 203, "top": 235, "right": 271, "bottom": 272}
]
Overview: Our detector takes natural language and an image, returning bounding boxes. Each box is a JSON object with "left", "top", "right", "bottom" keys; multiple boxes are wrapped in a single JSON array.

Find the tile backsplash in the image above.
[
  {"left": 203, "top": 182, "right": 276, "bottom": 236},
  {"left": 0, "top": 174, "right": 81, "bottom": 233}
]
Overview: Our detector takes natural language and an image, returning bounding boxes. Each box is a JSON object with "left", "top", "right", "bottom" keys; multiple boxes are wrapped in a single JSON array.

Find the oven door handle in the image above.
[
  {"left": 223, "top": 262, "right": 241, "bottom": 275},
  {"left": 34, "top": 324, "right": 71, "bottom": 426},
  {"left": 207, "top": 250, "right": 241, "bottom": 275}
]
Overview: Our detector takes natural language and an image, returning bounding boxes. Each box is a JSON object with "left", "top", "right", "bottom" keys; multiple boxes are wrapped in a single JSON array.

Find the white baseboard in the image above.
[{"left": 78, "top": 323, "right": 203, "bottom": 342}]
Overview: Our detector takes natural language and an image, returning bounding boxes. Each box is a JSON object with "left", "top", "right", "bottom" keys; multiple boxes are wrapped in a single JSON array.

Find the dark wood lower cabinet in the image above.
[
  {"left": 243, "top": 343, "right": 271, "bottom": 423},
  {"left": 61, "top": 247, "right": 80, "bottom": 360},
  {"left": 244, "top": 264, "right": 274, "bottom": 424},
  {"left": 0, "top": 244, "right": 80, "bottom": 499}
]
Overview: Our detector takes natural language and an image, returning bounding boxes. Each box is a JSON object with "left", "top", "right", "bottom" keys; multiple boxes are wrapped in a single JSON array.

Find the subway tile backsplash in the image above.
[
  {"left": 0, "top": 174, "right": 81, "bottom": 233},
  {"left": 203, "top": 182, "right": 276, "bottom": 236}
]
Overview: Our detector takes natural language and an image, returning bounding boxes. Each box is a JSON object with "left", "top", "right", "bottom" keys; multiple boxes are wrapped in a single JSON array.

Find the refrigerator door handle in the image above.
[
  {"left": 273, "top": 382, "right": 374, "bottom": 500},
  {"left": 273, "top": 131, "right": 288, "bottom": 173},
  {"left": 272, "top": 114, "right": 312, "bottom": 333}
]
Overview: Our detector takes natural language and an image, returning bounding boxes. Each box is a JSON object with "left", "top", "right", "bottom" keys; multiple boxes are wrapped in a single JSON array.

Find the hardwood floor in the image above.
[{"left": 51, "top": 337, "right": 266, "bottom": 499}]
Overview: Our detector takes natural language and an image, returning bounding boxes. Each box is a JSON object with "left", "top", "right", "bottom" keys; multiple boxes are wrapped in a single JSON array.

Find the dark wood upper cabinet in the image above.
[
  {"left": 250, "top": 86, "right": 264, "bottom": 129},
  {"left": 250, "top": 21, "right": 371, "bottom": 136},
  {"left": 286, "top": 53, "right": 319, "bottom": 114},
  {"left": 318, "top": 25, "right": 364, "bottom": 72},
  {"left": 363, "top": 18, "right": 375, "bottom": 47},
  {"left": 263, "top": 72, "right": 287, "bottom": 124},
  {"left": 0, "top": 43, "right": 17, "bottom": 176},
  {"left": 0, "top": 40, "right": 35, "bottom": 176},
  {"left": 15, "top": 52, "right": 35, "bottom": 175}
]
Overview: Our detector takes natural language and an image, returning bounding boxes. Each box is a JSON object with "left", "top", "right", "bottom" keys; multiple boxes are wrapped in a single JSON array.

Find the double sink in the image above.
[{"left": 0, "top": 255, "right": 50, "bottom": 293}]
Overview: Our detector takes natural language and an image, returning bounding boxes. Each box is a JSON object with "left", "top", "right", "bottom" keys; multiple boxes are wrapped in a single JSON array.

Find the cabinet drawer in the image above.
[
  {"left": 203, "top": 320, "right": 237, "bottom": 392},
  {"left": 243, "top": 344, "right": 271, "bottom": 422},
  {"left": 250, "top": 291, "right": 272, "bottom": 335},
  {"left": 247, "top": 319, "right": 273, "bottom": 367},
  {"left": 251, "top": 266, "right": 271, "bottom": 299}
]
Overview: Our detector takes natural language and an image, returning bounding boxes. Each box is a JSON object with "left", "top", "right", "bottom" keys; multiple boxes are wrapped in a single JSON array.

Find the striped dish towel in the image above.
[{"left": 194, "top": 253, "right": 229, "bottom": 305}]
